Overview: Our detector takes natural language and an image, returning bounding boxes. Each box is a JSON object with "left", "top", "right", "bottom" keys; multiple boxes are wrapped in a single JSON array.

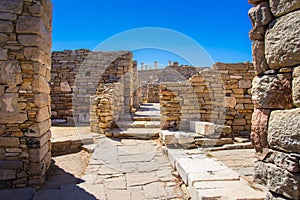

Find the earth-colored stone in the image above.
[
  {"left": 252, "top": 73, "right": 293, "bottom": 109},
  {"left": 265, "top": 10, "right": 300, "bottom": 69},
  {"left": 254, "top": 161, "right": 300, "bottom": 199},
  {"left": 293, "top": 66, "right": 300, "bottom": 107},
  {"left": 248, "top": 0, "right": 265, "bottom": 5},
  {"left": 251, "top": 108, "right": 271, "bottom": 153},
  {"left": 249, "top": 2, "right": 273, "bottom": 29},
  {"left": 36, "top": 106, "right": 50, "bottom": 122},
  {"left": 262, "top": 149, "right": 300, "bottom": 173},
  {"left": 16, "top": 16, "right": 46, "bottom": 37},
  {"left": 268, "top": 108, "right": 300, "bottom": 154},
  {"left": 0, "top": 61, "right": 22, "bottom": 85},
  {"left": 0, "top": 0, "right": 23, "bottom": 14},
  {"left": 269, "top": 0, "right": 300, "bottom": 17},
  {"left": 252, "top": 40, "right": 269, "bottom": 75}
]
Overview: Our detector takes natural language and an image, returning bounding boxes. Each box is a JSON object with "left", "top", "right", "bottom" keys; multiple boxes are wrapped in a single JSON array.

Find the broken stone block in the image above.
[
  {"left": 254, "top": 161, "right": 300, "bottom": 199},
  {"left": 252, "top": 40, "right": 269, "bottom": 75},
  {"left": 293, "top": 66, "right": 300, "bottom": 107},
  {"left": 248, "top": 2, "right": 273, "bottom": 29},
  {"left": 252, "top": 73, "right": 293, "bottom": 109},
  {"left": 0, "top": 137, "right": 20, "bottom": 148}
]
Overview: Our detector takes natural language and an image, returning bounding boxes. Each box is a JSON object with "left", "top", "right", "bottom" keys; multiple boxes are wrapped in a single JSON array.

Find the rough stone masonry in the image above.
[
  {"left": 248, "top": 0, "right": 300, "bottom": 199},
  {"left": 0, "top": 0, "right": 53, "bottom": 188}
]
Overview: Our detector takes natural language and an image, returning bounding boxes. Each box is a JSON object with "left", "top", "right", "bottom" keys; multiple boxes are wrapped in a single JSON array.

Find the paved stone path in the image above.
[{"left": 79, "top": 136, "right": 183, "bottom": 200}]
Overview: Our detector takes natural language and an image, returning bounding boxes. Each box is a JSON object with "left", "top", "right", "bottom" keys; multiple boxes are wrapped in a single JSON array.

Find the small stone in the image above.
[{"left": 252, "top": 40, "right": 269, "bottom": 75}]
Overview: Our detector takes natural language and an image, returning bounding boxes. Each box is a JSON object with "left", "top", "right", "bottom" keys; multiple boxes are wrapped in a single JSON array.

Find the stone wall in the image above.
[
  {"left": 248, "top": 0, "right": 300, "bottom": 199},
  {"left": 160, "top": 62, "right": 255, "bottom": 137},
  {"left": 0, "top": 0, "right": 52, "bottom": 188},
  {"left": 51, "top": 50, "right": 133, "bottom": 125},
  {"left": 90, "top": 82, "right": 124, "bottom": 133},
  {"left": 146, "top": 83, "right": 160, "bottom": 103}
]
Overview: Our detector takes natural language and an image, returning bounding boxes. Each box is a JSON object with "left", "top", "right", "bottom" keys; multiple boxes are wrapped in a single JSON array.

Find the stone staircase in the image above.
[{"left": 105, "top": 103, "right": 161, "bottom": 139}]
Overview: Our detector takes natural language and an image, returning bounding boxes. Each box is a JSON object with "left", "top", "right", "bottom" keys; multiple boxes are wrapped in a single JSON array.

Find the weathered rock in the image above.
[
  {"left": 269, "top": 0, "right": 300, "bottom": 17},
  {"left": 265, "top": 191, "right": 288, "bottom": 200},
  {"left": 32, "top": 75, "right": 50, "bottom": 94},
  {"left": 254, "top": 161, "right": 300, "bottom": 199},
  {"left": 16, "top": 16, "right": 46, "bottom": 37},
  {"left": 268, "top": 109, "right": 300, "bottom": 154},
  {"left": 252, "top": 40, "right": 269, "bottom": 75},
  {"left": 35, "top": 106, "right": 50, "bottom": 122},
  {"left": 0, "top": 33, "right": 9, "bottom": 43},
  {"left": 34, "top": 94, "right": 50, "bottom": 108},
  {"left": 293, "top": 66, "right": 300, "bottom": 107},
  {"left": 26, "top": 120, "right": 51, "bottom": 137},
  {"left": 0, "top": 20, "right": 13, "bottom": 33},
  {"left": 251, "top": 108, "right": 270, "bottom": 153},
  {"left": 0, "top": 49, "right": 7, "bottom": 61},
  {"left": 0, "top": 137, "right": 19, "bottom": 148},
  {"left": 265, "top": 10, "right": 300, "bottom": 69},
  {"left": 0, "top": 169, "right": 16, "bottom": 180},
  {"left": 0, "top": 161, "right": 23, "bottom": 170},
  {"left": 249, "top": 26, "right": 266, "bottom": 41},
  {"left": 0, "top": 61, "right": 22, "bottom": 85},
  {"left": 249, "top": 2, "right": 273, "bottom": 29},
  {"left": 248, "top": 0, "right": 265, "bottom": 5},
  {"left": 0, "top": 0, "right": 23, "bottom": 14},
  {"left": 262, "top": 149, "right": 300, "bottom": 173},
  {"left": 252, "top": 74, "right": 293, "bottom": 109}
]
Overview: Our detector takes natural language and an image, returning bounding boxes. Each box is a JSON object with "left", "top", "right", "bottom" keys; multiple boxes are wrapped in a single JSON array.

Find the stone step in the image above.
[
  {"left": 188, "top": 179, "right": 266, "bottom": 200},
  {"left": 132, "top": 116, "right": 160, "bottom": 121},
  {"left": 116, "top": 121, "right": 160, "bottom": 128},
  {"left": 165, "top": 148, "right": 266, "bottom": 200},
  {"left": 105, "top": 128, "right": 160, "bottom": 139}
]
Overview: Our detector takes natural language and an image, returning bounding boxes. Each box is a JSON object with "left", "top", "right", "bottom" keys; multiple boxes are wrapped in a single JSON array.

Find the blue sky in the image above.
[{"left": 52, "top": 0, "right": 253, "bottom": 67}]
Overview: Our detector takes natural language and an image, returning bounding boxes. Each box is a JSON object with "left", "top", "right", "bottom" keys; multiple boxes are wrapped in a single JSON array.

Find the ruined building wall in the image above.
[
  {"left": 248, "top": 0, "right": 300, "bottom": 199},
  {"left": 160, "top": 62, "right": 255, "bottom": 137},
  {"left": 0, "top": 0, "right": 52, "bottom": 188},
  {"left": 51, "top": 50, "right": 133, "bottom": 125}
]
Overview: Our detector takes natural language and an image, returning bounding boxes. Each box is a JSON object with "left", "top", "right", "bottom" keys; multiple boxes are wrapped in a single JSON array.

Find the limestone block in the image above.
[
  {"left": 190, "top": 121, "right": 214, "bottom": 136},
  {"left": 16, "top": 16, "right": 47, "bottom": 37},
  {"left": 249, "top": 2, "right": 273, "bottom": 29},
  {"left": 262, "top": 149, "right": 300, "bottom": 173},
  {"left": 238, "top": 80, "right": 252, "bottom": 88},
  {"left": 251, "top": 108, "right": 271, "bottom": 153},
  {"left": 269, "top": 0, "right": 300, "bottom": 17},
  {"left": 28, "top": 141, "right": 50, "bottom": 162},
  {"left": 252, "top": 74, "right": 293, "bottom": 109},
  {"left": 265, "top": 10, "right": 300, "bottom": 69},
  {"left": 252, "top": 40, "right": 269, "bottom": 75},
  {"left": 249, "top": 26, "right": 266, "bottom": 41},
  {"left": 268, "top": 108, "right": 300, "bottom": 154},
  {"left": 223, "top": 97, "right": 236, "bottom": 108},
  {"left": 35, "top": 106, "right": 50, "bottom": 123},
  {"left": 0, "top": 20, "right": 13, "bottom": 33},
  {"left": 26, "top": 120, "right": 51, "bottom": 137},
  {"left": 254, "top": 161, "right": 300, "bottom": 199},
  {"left": 0, "top": 61, "right": 22, "bottom": 85},
  {"left": 32, "top": 75, "right": 50, "bottom": 94},
  {"left": 0, "top": 161, "right": 23, "bottom": 170},
  {"left": 0, "top": 0, "right": 23, "bottom": 14},
  {"left": 0, "top": 49, "right": 7, "bottom": 61},
  {"left": 60, "top": 81, "right": 72, "bottom": 92},
  {"left": 34, "top": 94, "right": 50, "bottom": 108},
  {"left": 0, "top": 33, "right": 9, "bottom": 44},
  {"left": 248, "top": 0, "right": 265, "bottom": 5},
  {"left": 0, "top": 93, "right": 28, "bottom": 123},
  {"left": 0, "top": 137, "right": 19, "bottom": 147},
  {"left": 293, "top": 66, "right": 300, "bottom": 107},
  {"left": 0, "top": 169, "right": 16, "bottom": 180}
]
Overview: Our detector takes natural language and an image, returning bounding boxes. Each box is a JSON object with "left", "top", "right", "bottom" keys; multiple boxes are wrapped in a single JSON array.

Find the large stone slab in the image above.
[
  {"left": 265, "top": 10, "right": 300, "bottom": 69},
  {"left": 254, "top": 161, "right": 300, "bottom": 199},
  {"left": 252, "top": 41, "right": 269, "bottom": 75},
  {"left": 268, "top": 108, "right": 300, "bottom": 154},
  {"left": 252, "top": 74, "right": 293, "bottom": 109},
  {"left": 269, "top": 0, "right": 300, "bottom": 17},
  {"left": 189, "top": 179, "right": 265, "bottom": 200},
  {"left": 175, "top": 156, "right": 240, "bottom": 185},
  {"left": 248, "top": 2, "right": 273, "bottom": 29},
  {"left": 0, "top": 0, "right": 23, "bottom": 14},
  {"left": 251, "top": 108, "right": 271, "bottom": 153}
]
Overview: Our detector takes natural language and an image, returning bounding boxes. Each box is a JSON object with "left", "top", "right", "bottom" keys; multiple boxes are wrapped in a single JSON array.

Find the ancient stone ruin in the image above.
[
  {"left": 248, "top": 0, "right": 300, "bottom": 199},
  {"left": 0, "top": 0, "right": 53, "bottom": 188},
  {"left": 0, "top": 0, "right": 299, "bottom": 199}
]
